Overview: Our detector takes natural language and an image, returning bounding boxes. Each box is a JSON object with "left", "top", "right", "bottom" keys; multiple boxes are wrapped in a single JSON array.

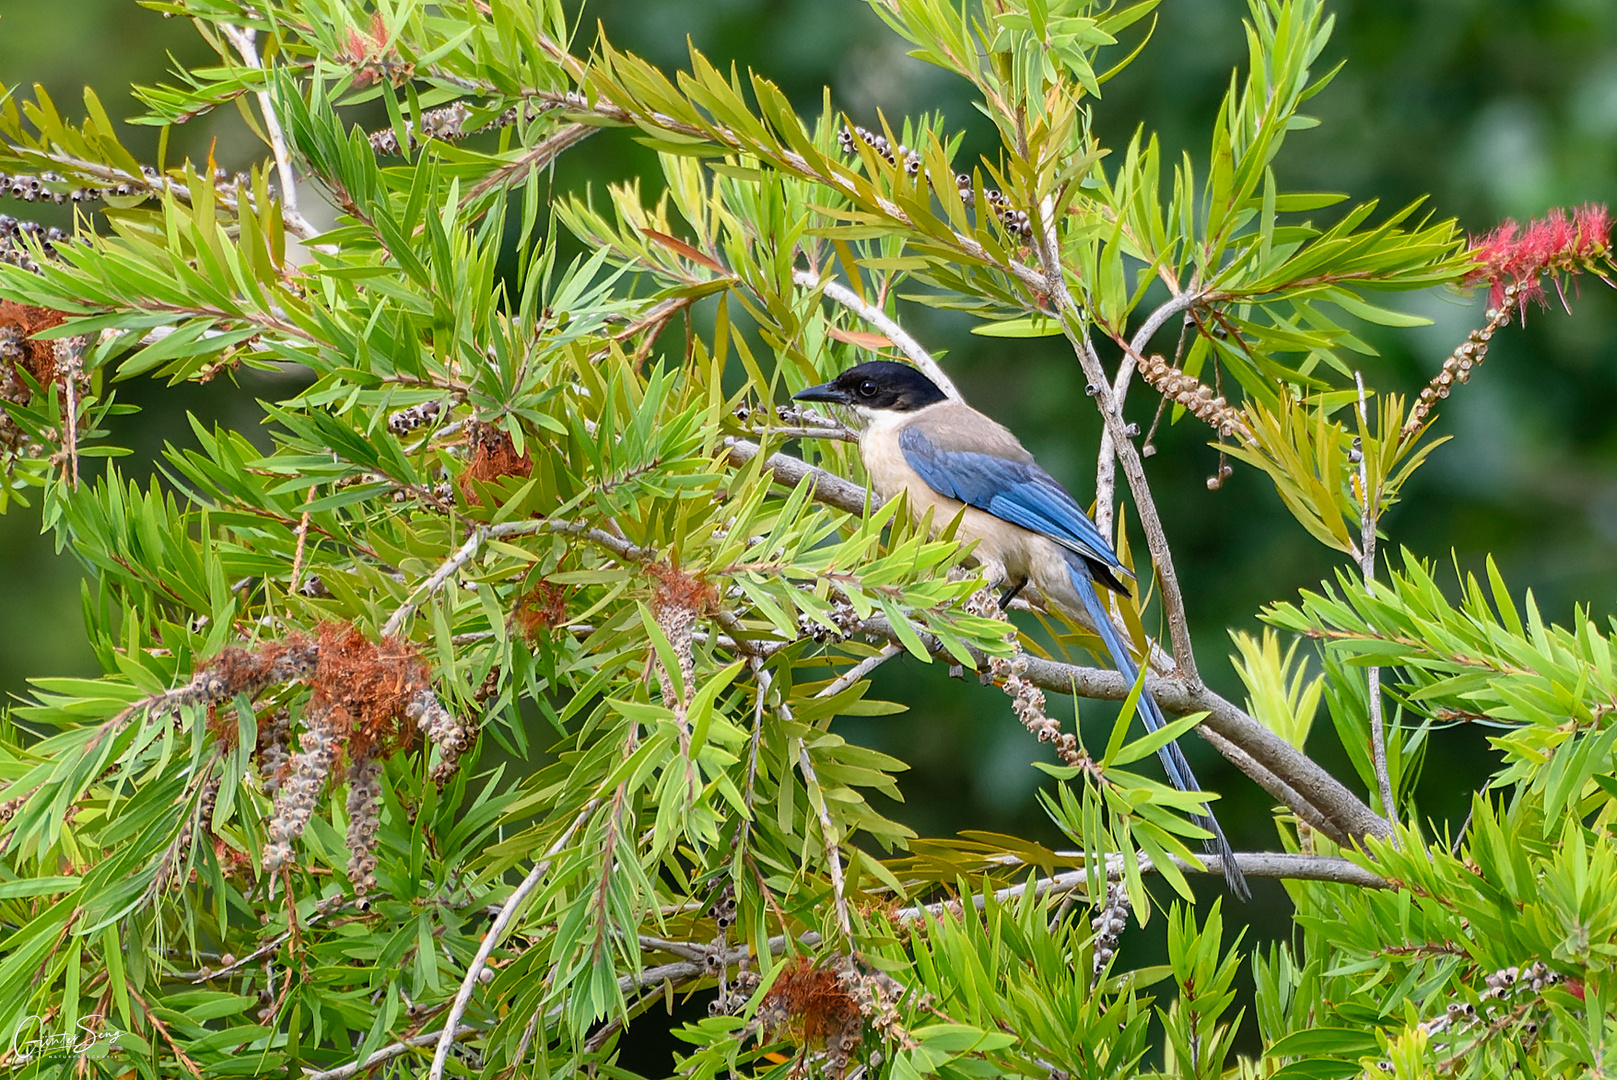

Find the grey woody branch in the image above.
[
  {"left": 320, "top": 843, "right": 1377, "bottom": 1077},
  {"left": 791, "top": 267, "right": 963, "bottom": 401},
  {"left": 859, "top": 611, "right": 1389, "bottom": 844},
  {"left": 1197, "top": 725, "right": 1356, "bottom": 848},
  {"left": 615, "top": 851, "right": 1383, "bottom": 999},
  {"left": 1029, "top": 201, "right": 1203, "bottom": 683}
]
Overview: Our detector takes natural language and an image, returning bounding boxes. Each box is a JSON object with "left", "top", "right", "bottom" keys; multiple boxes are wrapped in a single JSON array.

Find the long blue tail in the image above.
[{"left": 1070, "top": 561, "right": 1249, "bottom": 900}]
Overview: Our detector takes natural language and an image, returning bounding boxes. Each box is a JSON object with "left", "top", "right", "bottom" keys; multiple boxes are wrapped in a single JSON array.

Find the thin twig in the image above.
[
  {"left": 382, "top": 520, "right": 649, "bottom": 637},
  {"left": 1094, "top": 289, "right": 1206, "bottom": 536},
  {"left": 583, "top": 983, "right": 668, "bottom": 1054},
  {"left": 54, "top": 336, "right": 87, "bottom": 488},
  {"left": 460, "top": 123, "right": 593, "bottom": 205},
  {"left": 791, "top": 268, "right": 961, "bottom": 400},
  {"left": 635, "top": 934, "right": 710, "bottom": 962},
  {"left": 510, "top": 1006, "right": 543, "bottom": 1073},
  {"left": 1088, "top": 322, "right": 1199, "bottom": 684},
  {"left": 384, "top": 526, "right": 502, "bottom": 638},
  {"left": 127, "top": 987, "right": 205, "bottom": 1079},
  {"left": 1026, "top": 197, "right": 1201, "bottom": 681},
  {"left": 796, "top": 739, "right": 853, "bottom": 938},
  {"left": 1128, "top": 290, "right": 1206, "bottom": 365},
  {"left": 220, "top": 24, "right": 319, "bottom": 242},
  {"left": 303, "top": 1026, "right": 478, "bottom": 1080},
  {"left": 736, "top": 659, "right": 771, "bottom": 858},
  {"left": 427, "top": 803, "right": 595, "bottom": 1080},
  {"left": 815, "top": 643, "right": 903, "bottom": 699},
  {"left": 1355, "top": 371, "right": 1397, "bottom": 827},
  {"left": 287, "top": 485, "right": 315, "bottom": 598},
  {"left": 745, "top": 424, "right": 858, "bottom": 442},
  {"left": 186, "top": 903, "right": 349, "bottom": 985}
]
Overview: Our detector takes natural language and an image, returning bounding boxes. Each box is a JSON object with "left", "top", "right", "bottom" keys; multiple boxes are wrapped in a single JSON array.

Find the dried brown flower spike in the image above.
[
  {"left": 158, "top": 624, "right": 469, "bottom": 883},
  {"left": 648, "top": 563, "right": 717, "bottom": 708},
  {"left": 458, "top": 422, "right": 533, "bottom": 504},
  {"left": 753, "top": 957, "right": 865, "bottom": 1080},
  {"left": 0, "top": 300, "right": 74, "bottom": 456}
]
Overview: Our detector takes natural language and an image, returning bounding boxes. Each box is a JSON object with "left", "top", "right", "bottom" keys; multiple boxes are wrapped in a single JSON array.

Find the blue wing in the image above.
[
  {"left": 900, "top": 421, "right": 1249, "bottom": 898},
  {"left": 899, "top": 425, "right": 1124, "bottom": 576}
]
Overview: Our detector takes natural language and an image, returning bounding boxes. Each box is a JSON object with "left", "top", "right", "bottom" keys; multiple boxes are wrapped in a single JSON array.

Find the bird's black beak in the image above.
[{"left": 792, "top": 380, "right": 848, "bottom": 405}]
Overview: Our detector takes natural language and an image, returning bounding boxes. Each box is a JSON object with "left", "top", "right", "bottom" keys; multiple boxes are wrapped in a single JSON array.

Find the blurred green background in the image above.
[{"left": 2, "top": 0, "right": 1615, "bottom": 1055}]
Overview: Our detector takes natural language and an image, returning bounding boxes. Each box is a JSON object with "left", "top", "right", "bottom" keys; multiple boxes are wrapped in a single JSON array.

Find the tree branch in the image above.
[
  {"left": 1355, "top": 370, "right": 1397, "bottom": 828},
  {"left": 305, "top": 1025, "right": 478, "bottom": 1080},
  {"left": 428, "top": 803, "right": 594, "bottom": 1080},
  {"left": 721, "top": 434, "right": 872, "bottom": 515},
  {"left": 1128, "top": 290, "right": 1207, "bottom": 364},
  {"left": 1023, "top": 652, "right": 1390, "bottom": 842},
  {"left": 1197, "top": 725, "right": 1355, "bottom": 848},
  {"left": 815, "top": 643, "right": 904, "bottom": 699},
  {"left": 382, "top": 520, "right": 650, "bottom": 637},
  {"left": 796, "top": 738, "right": 853, "bottom": 938},
  {"left": 1094, "top": 289, "right": 1206, "bottom": 535},
  {"left": 976, "top": 850, "right": 1387, "bottom": 897},
  {"left": 460, "top": 122, "right": 594, "bottom": 205},
  {"left": 1026, "top": 202, "right": 1202, "bottom": 682},
  {"left": 791, "top": 268, "right": 961, "bottom": 400},
  {"left": 220, "top": 23, "right": 318, "bottom": 242},
  {"left": 855, "top": 613, "right": 1389, "bottom": 844}
]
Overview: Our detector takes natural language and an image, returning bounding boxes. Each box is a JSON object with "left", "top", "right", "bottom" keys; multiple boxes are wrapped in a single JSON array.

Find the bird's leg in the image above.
[{"left": 998, "top": 577, "right": 1029, "bottom": 610}]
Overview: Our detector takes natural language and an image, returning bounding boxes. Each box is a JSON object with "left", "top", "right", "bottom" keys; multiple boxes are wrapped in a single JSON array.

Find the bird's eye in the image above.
[{"left": 857, "top": 379, "right": 878, "bottom": 398}]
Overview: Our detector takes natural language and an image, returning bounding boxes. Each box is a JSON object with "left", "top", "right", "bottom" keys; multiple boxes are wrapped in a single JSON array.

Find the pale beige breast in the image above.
[{"left": 858, "top": 408, "right": 1034, "bottom": 584}]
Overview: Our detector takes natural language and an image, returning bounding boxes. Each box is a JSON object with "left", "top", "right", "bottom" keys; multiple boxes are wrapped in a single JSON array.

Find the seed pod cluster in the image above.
[
  {"left": 386, "top": 399, "right": 442, "bottom": 436},
  {"left": 344, "top": 752, "right": 383, "bottom": 893},
  {"left": 1136, "top": 354, "right": 1251, "bottom": 442},
  {"left": 263, "top": 703, "right": 340, "bottom": 875},
  {"left": 1404, "top": 278, "right": 1527, "bottom": 434},
  {"left": 0, "top": 168, "right": 152, "bottom": 205},
  {"left": 1409, "top": 960, "right": 1569, "bottom": 1061},
  {"left": 368, "top": 95, "right": 583, "bottom": 155},
  {"left": 1090, "top": 880, "right": 1130, "bottom": 983},
  {"left": 968, "top": 587, "right": 1085, "bottom": 768},
  {"left": 799, "top": 599, "right": 863, "bottom": 643},
  {"left": 406, "top": 686, "right": 469, "bottom": 783},
  {"left": 836, "top": 123, "right": 1032, "bottom": 240}
]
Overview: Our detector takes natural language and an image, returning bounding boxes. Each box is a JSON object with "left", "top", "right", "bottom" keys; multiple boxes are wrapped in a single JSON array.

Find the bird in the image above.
[{"left": 794, "top": 359, "right": 1248, "bottom": 900}]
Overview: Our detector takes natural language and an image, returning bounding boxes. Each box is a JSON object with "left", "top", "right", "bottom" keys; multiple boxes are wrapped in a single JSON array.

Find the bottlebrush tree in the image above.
[{"left": 0, "top": 0, "right": 1613, "bottom": 1077}]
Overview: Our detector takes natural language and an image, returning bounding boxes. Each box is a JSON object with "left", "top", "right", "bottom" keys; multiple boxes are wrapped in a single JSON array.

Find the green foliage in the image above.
[{"left": 0, "top": 0, "right": 1612, "bottom": 1077}]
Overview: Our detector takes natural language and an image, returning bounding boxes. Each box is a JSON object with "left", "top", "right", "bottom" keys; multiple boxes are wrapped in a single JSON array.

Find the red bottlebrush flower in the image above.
[{"left": 1465, "top": 203, "right": 1613, "bottom": 312}]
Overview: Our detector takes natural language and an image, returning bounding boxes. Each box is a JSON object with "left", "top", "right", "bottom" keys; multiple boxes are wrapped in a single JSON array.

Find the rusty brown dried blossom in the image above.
[{"left": 458, "top": 423, "right": 533, "bottom": 505}]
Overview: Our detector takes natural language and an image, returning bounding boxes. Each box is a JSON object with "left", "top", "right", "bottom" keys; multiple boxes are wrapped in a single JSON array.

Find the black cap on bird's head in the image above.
[{"left": 792, "top": 361, "right": 948, "bottom": 413}]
